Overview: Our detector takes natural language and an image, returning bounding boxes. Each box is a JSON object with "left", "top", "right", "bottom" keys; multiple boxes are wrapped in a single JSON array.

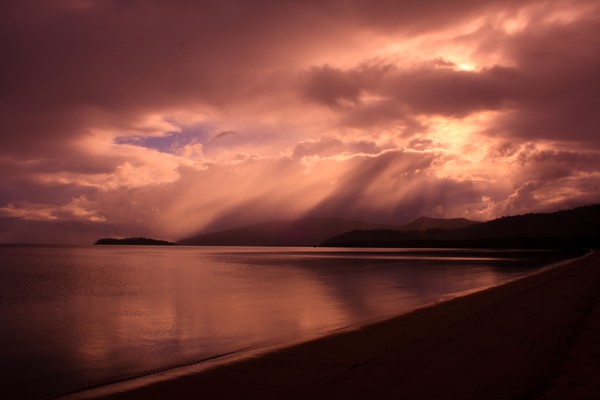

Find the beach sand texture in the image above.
[{"left": 84, "top": 251, "right": 600, "bottom": 400}]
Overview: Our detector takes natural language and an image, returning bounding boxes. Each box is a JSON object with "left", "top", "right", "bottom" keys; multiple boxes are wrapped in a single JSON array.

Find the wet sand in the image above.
[{"left": 87, "top": 251, "right": 600, "bottom": 400}]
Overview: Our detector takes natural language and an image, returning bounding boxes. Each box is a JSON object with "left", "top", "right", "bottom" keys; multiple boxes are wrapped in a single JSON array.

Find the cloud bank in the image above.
[{"left": 1, "top": 0, "right": 599, "bottom": 243}]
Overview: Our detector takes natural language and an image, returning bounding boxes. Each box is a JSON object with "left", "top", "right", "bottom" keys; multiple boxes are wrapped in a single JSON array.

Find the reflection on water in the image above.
[{"left": 0, "top": 245, "right": 578, "bottom": 399}]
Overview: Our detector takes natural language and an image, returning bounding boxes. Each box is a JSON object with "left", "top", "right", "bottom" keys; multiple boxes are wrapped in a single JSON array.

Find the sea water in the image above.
[{"left": 0, "top": 245, "right": 578, "bottom": 398}]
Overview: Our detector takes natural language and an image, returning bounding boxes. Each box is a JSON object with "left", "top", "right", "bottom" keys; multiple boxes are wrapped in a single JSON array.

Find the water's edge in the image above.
[{"left": 58, "top": 250, "right": 592, "bottom": 400}]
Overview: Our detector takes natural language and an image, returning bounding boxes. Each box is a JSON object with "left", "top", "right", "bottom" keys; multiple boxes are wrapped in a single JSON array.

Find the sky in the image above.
[{"left": 1, "top": 0, "right": 600, "bottom": 244}]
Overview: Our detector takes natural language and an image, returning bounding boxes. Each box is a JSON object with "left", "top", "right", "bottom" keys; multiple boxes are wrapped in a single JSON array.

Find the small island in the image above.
[{"left": 94, "top": 237, "right": 176, "bottom": 246}]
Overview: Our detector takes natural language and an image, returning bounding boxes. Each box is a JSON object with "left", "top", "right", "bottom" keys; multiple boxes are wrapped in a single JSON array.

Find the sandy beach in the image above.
[{"left": 83, "top": 250, "right": 600, "bottom": 400}]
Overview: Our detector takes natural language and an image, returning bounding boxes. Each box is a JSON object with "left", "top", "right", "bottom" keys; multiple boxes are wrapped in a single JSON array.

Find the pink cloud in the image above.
[{"left": 1, "top": 0, "right": 599, "bottom": 242}]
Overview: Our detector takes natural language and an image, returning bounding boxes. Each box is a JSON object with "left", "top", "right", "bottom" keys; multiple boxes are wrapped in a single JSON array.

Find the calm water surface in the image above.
[{"left": 0, "top": 245, "right": 577, "bottom": 398}]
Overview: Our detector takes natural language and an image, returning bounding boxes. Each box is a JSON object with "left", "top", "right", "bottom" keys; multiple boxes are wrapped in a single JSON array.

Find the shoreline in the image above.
[{"left": 65, "top": 250, "right": 600, "bottom": 400}]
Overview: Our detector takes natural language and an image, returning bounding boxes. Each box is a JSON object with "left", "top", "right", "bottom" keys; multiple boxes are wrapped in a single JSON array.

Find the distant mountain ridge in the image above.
[
  {"left": 401, "top": 216, "right": 478, "bottom": 231},
  {"left": 321, "top": 204, "right": 600, "bottom": 248},
  {"left": 177, "top": 216, "right": 479, "bottom": 246}
]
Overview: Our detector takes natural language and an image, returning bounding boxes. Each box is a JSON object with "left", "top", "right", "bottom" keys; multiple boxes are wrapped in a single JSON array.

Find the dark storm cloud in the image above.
[
  {"left": 300, "top": 53, "right": 591, "bottom": 142},
  {"left": 2, "top": 0, "right": 593, "bottom": 152},
  {"left": 301, "top": 62, "right": 519, "bottom": 130},
  {"left": 0, "top": 0, "right": 541, "bottom": 148},
  {"left": 517, "top": 147, "right": 600, "bottom": 181},
  {"left": 389, "top": 66, "right": 517, "bottom": 117},
  {"left": 302, "top": 64, "right": 393, "bottom": 108},
  {"left": 491, "top": 12, "right": 600, "bottom": 142},
  {"left": 300, "top": 2, "right": 600, "bottom": 144},
  {"left": 1, "top": 0, "right": 599, "bottom": 242}
]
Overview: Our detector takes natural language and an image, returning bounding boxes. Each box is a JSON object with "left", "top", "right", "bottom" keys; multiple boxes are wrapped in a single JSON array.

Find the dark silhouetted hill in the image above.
[
  {"left": 321, "top": 204, "right": 600, "bottom": 248},
  {"left": 177, "top": 216, "right": 479, "bottom": 247},
  {"left": 401, "top": 216, "right": 478, "bottom": 231},
  {"left": 95, "top": 237, "right": 175, "bottom": 245},
  {"left": 177, "top": 218, "right": 395, "bottom": 246}
]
